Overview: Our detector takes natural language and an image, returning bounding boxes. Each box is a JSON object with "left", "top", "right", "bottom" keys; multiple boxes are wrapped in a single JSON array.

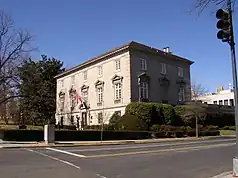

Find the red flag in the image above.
[{"left": 78, "top": 95, "right": 83, "bottom": 103}]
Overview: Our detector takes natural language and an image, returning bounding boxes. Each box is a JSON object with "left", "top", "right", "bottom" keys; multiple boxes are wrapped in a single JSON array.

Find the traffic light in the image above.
[{"left": 216, "top": 8, "right": 231, "bottom": 42}]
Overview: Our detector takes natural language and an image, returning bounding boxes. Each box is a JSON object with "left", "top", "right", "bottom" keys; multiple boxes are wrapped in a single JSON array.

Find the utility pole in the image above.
[{"left": 216, "top": 0, "right": 238, "bottom": 176}]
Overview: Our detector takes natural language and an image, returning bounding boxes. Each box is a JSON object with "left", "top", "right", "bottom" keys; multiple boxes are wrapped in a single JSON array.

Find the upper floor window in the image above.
[
  {"left": 98, "top": 66, "right": 103, "bottom": 77},
  {"left": 97, "top": 87, "right": 103, "bottom": 104},
  {"left": 230, "top": 99, "right": 234, "bottom": 106},
  {"left": 115, "top": 59, "right": 121, "bottom": 71},
  {"left": 213, "top": 101, "right": 217, "bottom": 104},
  {"left": 140, "top": 58, "right": 147, "bottom": 71},
  {"left": 82, "top": 90, "right": 88, "bottom": 103},
  {"left": 178, "top": 67, "right": 184, "bottom": 77},
  {"left": 115, "top": 83, "right": 122, "bottom": 101},
  {"left": 140, "top": 82, "right": 148, "bottom": 99},
  {"left": 71, "top": 75, "right": 75, "bottom": 85},
  {"left": 83, "top": 71, "right": 87, "bottom": 81},
  {"left": 161, "top": 63, "right": 167, "bottom": 75}
]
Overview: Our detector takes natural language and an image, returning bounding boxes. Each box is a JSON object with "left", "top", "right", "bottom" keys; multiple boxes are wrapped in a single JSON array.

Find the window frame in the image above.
[
  {"left": 178, "top": 67, "right": 184, "bottom": 77},
  {"left": 161, "top": 63, "right": 167, "bottom": 75},
  {"left": 140, "top": 58, "right": 147, "bottom": 71},
  {"left": 115, "top": 59, "right": 121, "bottom": 71},
  {"left": 139, "top": 81, "right": 149, "bottom": 99}
]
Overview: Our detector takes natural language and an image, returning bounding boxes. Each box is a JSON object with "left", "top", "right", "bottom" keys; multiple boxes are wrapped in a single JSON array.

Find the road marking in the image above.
[
  {"left": 83, "top": 143, "right": 235, "bottom": 159},
  {"left": 0, "top": 146, "right": 3, "bottom": 148},
  {"left": 46, "top": 147, "right": 86, "bottom": 158},
  {"left": 25, "top": 148, "right": 81, "bottom": 170},
  {"left": 96, "top": 173, "right": 107, "bottom": 178},
  {"left": 69, "top": 139, "right": 236, "bottom": 152}
]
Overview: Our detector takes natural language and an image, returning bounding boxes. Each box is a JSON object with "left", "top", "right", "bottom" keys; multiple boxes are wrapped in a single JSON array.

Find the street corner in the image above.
[{"left": 210, "top": 171, "right": 233, "bottom": 178}]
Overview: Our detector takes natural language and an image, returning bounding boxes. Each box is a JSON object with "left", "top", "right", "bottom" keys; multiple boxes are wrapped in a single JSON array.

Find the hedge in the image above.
[
  {"left": 1, "top": 129, "right": 150, "bottom": 141},
  {"left": 0, "top": 128, "right": 220, "bottom": 141},
  {"left": 125, "top": 102, "right": 235, "bottom": 129},
  {"left": 0, "top": 129, "right": 152, "bottom": 141}
]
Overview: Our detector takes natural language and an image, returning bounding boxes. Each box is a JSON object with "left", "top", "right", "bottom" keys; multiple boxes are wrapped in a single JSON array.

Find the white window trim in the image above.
[
  {"left": 98, "top": 66, "right": 103, "bottom": 77},
  {"left": 114, "top": 82, "right": 122, "bottom": 101},
  {"left": 161, "top": 63, "right": 167, "bottom": 75},
  {"left": 178, "top": 67, "right": 184, "bottom": 77},
  {"left": 97, "top": 87, "right": 103, "bottom": 104},
  {"left": 115, "top": 59, "right": 121, "bottom": 71},
  {"left": 83, "top": 71, "right": 87, "bottom": 81},
  {"left": 140, "top": 58, "right": 147, "bottom": 71}
]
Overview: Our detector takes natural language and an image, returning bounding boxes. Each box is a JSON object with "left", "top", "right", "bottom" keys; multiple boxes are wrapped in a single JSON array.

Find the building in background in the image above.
[
  {"left": 197, "top": 84, "right": 235, "bottom": 106},
  {"left": 55, "top": 41, "right": 193, "bottom": 128}
]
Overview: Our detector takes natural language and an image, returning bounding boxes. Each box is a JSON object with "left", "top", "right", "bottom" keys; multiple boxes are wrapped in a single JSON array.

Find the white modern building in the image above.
[
  {"left": 55, "top": 41, "right": 193, "bottom": 128},
  {"left": 197, "top": 86, "right": 235, "bottom": 106}
]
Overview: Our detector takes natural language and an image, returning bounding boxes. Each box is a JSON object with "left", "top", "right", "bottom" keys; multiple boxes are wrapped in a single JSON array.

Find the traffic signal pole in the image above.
[{"left": 226, "top": 0, "right": 238, "bottom": 176}]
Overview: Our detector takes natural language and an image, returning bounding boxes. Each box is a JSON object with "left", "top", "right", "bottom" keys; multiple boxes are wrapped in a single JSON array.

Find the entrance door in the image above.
[{"left": 81, "top": 112, "right": 87, "bottom": 128}]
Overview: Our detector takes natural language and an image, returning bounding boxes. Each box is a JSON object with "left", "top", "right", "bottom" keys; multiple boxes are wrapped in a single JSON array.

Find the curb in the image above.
[
  {"left": 210, "top": 171, "right": 232, "bottom": 178},
  {"left": 0, "top": 136, "right": 233, "bottom": 149}
]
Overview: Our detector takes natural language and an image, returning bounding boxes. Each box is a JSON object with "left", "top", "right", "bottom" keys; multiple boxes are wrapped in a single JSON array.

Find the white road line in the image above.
[
  {"left": 69, "top": 139, "right": 236, "bottom": 152},
  {"left": 0, "top": 146, "right": 3, "bottom": 148},
  {"left": 46, "top": 147, "right": 86, "bottom": 158},
  {"left": 96, "top": 173, "right": 107, "bottom": 178},
  {"left": 25, "top": 148, "right": 81, "bottom": 170}
]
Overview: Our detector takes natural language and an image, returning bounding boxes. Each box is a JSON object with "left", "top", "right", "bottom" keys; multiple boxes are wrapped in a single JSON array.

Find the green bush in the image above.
[
  {"left": 117, "top": 114, "right": 148, "bottom": 131},
  {"left": 221, "top": 126, "right": 236, "bottom": 130}
]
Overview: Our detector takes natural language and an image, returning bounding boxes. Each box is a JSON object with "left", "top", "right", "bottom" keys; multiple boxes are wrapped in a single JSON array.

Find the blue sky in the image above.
[{"left": 1, "top": 0, "right": 238, "bottom": 91}]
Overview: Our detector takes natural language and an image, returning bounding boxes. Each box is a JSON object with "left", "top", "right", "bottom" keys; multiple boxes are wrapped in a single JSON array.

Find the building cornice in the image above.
[{"left": 55, "top": 41, "right": 194, "bottom": 79}]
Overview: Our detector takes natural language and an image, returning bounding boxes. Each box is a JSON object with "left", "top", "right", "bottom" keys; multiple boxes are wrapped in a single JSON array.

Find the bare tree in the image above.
[
  {"left": 0, "top": 10, "right": 33, "bottom": 105},
  {"left": 193, "top": 0, "right": 236, "bottom": 15},
  {"left": 191, "top": 81, "right": 208, "bottom": 101}
]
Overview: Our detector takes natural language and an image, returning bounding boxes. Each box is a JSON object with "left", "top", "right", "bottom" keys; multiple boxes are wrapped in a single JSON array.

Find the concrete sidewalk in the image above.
[
  {"left": 211, "top": 171, "right": 233, "bottom": 177},
  {"left": 0, "top": 136, "right": 235, "bottom": 149}
]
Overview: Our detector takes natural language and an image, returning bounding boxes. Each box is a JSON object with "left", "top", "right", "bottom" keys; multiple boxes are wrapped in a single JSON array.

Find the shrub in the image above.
[
  {"left": 62, "top": 125, "right": 76, "bottom": 130},
  {"left": 125, "top": 102, "right": 156, "bottom": 128},
  {"left": 108, "top": 112, "right": 122, "bottom": 130},
  {"left": 117, "top": 114, "right": 148, "bottom": 131},
  {"left": 221, "top": 126, "right": 236, "bottom": 130}
]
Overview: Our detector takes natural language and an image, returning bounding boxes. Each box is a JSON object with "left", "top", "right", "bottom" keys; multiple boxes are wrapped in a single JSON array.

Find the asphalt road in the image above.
[{"left": 0, "top": 137, "right": 236, "bottom": 178}]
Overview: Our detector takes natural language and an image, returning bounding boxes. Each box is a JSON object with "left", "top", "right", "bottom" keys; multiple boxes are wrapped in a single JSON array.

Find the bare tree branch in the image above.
[
  {"left": 0, "top": 10, "right": 34, "bottom": 106},
  {"left": 191, "top": 81, "right": 208, "bottom": 100}
]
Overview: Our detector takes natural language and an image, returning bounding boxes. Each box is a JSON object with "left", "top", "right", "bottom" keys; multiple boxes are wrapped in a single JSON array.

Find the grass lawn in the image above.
[
  {"left": 219, "top": 129, "right": 236, "bottom": 135},
  {"left": 0, "top": 124, "right": 43, "bottom": 130}
]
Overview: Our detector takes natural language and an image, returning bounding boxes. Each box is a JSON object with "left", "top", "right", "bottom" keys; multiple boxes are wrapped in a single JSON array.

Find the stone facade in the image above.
[{"left": 55, "top": 41, "right": 193, "bottom": 128}]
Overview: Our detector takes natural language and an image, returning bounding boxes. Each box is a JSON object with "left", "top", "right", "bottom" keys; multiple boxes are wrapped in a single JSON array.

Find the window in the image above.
[
  {"left": 71, "top": 75, "right": 75, "bottom": 85},
  {"left": 230, "top": 99, "right": 234, "bottom": 106},
  {"left": 82, "top": 90, "right": 88, "bottom": 103},
  {"left": 178, "top": 87, "right": 185, "bottom": 102},
  {"left": 140, "top": 58, "right": 147, "bottom": 70},
  {"left": 115, "top": 111, "right": 121, "bottom": 116},
  {"left": 219, "top": 100, "right": 223, "bottom": 105},
  {"left": 98, "top": 112, "right": 103, "bottom": 124},
  {"left": 140, "top": 82, "right": 148, "bottom": 99},
  {"left": 83, "top": 71, "right": 87, "bottom": 81},
  {"left": 161, "top": 63, "right": 167, "bottom": 74},
  {"left": 115, "top": 60, "right": 120, "bottom": 71},
  {"left": 98, "top": 66, "right": 103, "bottom": 76},
  {"left": 224, "top": 100, "right": 228, "bottom": 105},
  {"left": 97, "top": 87, "right": 103, "bottom": 104},
  {"left": 178, "top": 67, "right": 184, "bottom": 77},
  {"left": 115, "top": 83, "right": 122, "bottom": 101},
  {"left": 213, "top": 101, "right": 217, "bottom": 104}
]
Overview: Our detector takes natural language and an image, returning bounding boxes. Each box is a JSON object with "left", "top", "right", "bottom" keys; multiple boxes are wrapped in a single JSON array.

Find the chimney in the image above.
[{"left": 163, "top": 47, "right": 170, "bottom": 53}]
